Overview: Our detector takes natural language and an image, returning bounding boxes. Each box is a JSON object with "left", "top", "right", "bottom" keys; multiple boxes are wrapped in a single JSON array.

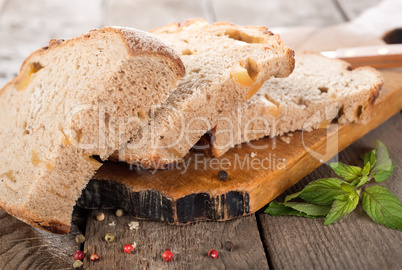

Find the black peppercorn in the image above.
[
  {"left": 224, "top": 241, "right": 234, "bottom": 252},
  {"left": 217, "top": 170, "right": 228, "bottom": 181}
]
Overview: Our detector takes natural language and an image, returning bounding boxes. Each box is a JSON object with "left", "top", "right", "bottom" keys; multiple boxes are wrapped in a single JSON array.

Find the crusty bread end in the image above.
[{"left": 0, "top": 27, "right": 184, "bottom": 233}]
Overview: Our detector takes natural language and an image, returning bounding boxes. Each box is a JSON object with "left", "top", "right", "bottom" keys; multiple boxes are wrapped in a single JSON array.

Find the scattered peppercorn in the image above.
[
  {"left": 90, "top": 252, "right": 100, "bottom": 262},
  {"left": 74, "top": 250, "right": 85, "bottom": 261},
  {"left": 224, "top": 241, "right": 234, "bottom": 252},
  {"left": 73, "top": 260, "right": 84, "bottom": 268},
  {"left": 75, "top": 234, "right": 85, "bottom": 244},
  {"left": 124, "top": 244, "right": 134, "bottom": 254},
  {"left": 115, "top": 209, "right": 124, "bottom": 217},
  {"left": 96, "top": 212, "right": 105, "bottom": 221},
  {"left": 105, "top": 233, "right": 115, "bottom": 242},
  {"left": 217, "top": 170, "right": 228, "bottom": 181},
  {"left": 162, "top": 249, "right": 173, "bottom": 262},
  {"left": 208, "top": 249, "right": 218, "bottom": 259}
]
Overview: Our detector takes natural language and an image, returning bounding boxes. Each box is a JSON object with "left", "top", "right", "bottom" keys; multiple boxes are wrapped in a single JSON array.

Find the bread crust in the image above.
[
  {"left": 1, "top": 27, "right": 185, "bottom": 98},
  {"left": 0, "top": 199, "right": 69, "bottom": 234},
  {"left": 0, "top": 27, "right": 185, "bottom": 233},
  {"left": 352, "top": 66, "right": 383, "bottom": 120}
]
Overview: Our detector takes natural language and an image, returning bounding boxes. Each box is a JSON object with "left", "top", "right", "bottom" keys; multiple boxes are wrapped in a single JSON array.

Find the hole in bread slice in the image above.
[
  {"left": 318, "top": 86, "right": 329, "bottom": 94},
  {"left": 336, "top": 106, "right": 344, "bottom": 120},
  {"left": 230, "top": 58, "right": 263, "bottom": 100},
  {"left": 91, "top": 155, "right": 103, "bottom": 163},
  {"left": 224, "top": 29, "right": 265, "bottom": 44},
  {"left": 22, "top": 121, "right": 30, "bottom": 135},
  {"left": 243, "top": 58, "right": 259, "bottom": 80},
  {"left": 231, "top": 58, "right": 260, "bottom": 85},
  {"left": 264, "top": 94, "right": 280, "bottom": 118},
  {"left": 356, "top": 105, "right": 363, "bottom": 119}
]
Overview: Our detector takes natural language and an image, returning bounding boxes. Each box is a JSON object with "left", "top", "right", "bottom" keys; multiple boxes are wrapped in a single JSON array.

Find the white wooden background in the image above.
[{"left": 0, "top": 0, "right": 387, "bottom": 88}]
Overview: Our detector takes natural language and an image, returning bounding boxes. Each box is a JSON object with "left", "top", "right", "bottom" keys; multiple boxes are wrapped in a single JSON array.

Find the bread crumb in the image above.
[
  {"left": 288, "top": 133, "right": 293, "bottom": 137},
  {"left": 132, "top": 241, "right": 137, "bottom": 249},
  {"left": 128, "top": 221, "right": 139, "bottom": 230},
  {"left": 108, "top": 221, "right": 116, "bottom": 226},
  {"left": 280, "top": 136, "right": 292, "bottom": 144},
  {"left": 251, "top": 152, "right": 257, "bottom": 157}
]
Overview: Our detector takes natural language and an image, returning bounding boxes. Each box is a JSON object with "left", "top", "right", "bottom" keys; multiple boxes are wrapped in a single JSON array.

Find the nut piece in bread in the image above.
[
  {"left": 115, "top": 18, "right": 295, "bottom": 168},
  {"left": 0, "top": 27, "right": 185, "bottom": 233}
]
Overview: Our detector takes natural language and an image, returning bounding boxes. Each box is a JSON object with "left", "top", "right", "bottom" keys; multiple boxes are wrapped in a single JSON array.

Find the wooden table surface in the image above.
[{"left": 0, "top": 0, "right": 401, "bottom": 269}]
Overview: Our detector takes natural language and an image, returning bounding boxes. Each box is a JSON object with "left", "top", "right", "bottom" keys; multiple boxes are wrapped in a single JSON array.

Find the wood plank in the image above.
[
  {"left": 78, "top": 71, "right": 402, "bottom": 224},
  {"left": 0, "top": 210, "right": 80, "bottom": 270},
  {"left": 0, "top": 0, "right": 7, "bottom": 17},
  {"left": 83, "top": 210, "right": 268, "bottom": 269},
  {"left": 0, "top": 0, "right": 103, "bottom": 87},
  {"left": 104, "top": 0, "right": 209, "bottom": 31},
  {"left": 337, "top": 0, "right": 383, "bottom": 20},
  {"left": 257, "top": 112, "right": 402, "bottom": 269},
  {"left": 213, "top": 0, "right": 345, "bottom": 27}
]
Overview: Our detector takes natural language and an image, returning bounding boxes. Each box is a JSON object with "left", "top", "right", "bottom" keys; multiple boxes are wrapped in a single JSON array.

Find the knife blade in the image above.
[{"left": 320, "top": 44, "right": 402, "bottom": 69}]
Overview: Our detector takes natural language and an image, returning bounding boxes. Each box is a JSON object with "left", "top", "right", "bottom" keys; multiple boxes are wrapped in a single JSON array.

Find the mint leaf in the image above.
[
  {"left": 355, "top": 175, "right": 369, "bottom": 187},
  {"left": 324, "top": 191, "right": 359, "bottom": 225},
  {"left": 362, "top": 162, "right": 371, "bottom": 177},
  {"left": 299, "top": 178, "right": 345, "bottom": 205},
  {"left": 372, "top": 164, "right": 396, "bottom": 183},
  {"left": 340, "top": 182, "right": 355, "bottom": 193},
  {"left": 330, "top": 162, "right": 362, "bottom": 182},
  {"left": 372, "top": 140, "right": 392, "bottom": 172},
  {"left": 265, "top": 202, "right": 322, "bottom": 218},
  {"left": 371, "top": 140, "right": 395, "bottom": 182},
  {"left": 284, "top": 202, "right": 331, "bottom": 217},
  {"left": 284, "top": 191, "right": 302, "bottom": 203},
  {"left": 362, "top": 186, "right": 402, "bottom": 231},
  {"left": 361, "top": 149, "right": 376, "bottom": 168},
  {"left": 265, "top": 140, "right": 399, "bottom": 230},
  {"left": 265, "top": 201, "right": 299, "bottom": 216},
  {"left": 350, "top": 163, "right": 371, "bottom": 187}
]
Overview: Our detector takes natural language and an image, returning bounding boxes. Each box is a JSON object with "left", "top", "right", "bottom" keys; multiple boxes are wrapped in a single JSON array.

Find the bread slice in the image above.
[
  {"left": 115, "top": 18, "right": 295, "bottom": 168},
  {"left": 210, "top": 53, "right": 383, "bottom": 157},
  {"left": 0, "top": 27, "right": 185, "bottom": 233}
]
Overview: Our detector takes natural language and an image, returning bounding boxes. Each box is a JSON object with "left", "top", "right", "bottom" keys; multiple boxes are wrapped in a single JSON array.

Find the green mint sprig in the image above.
[{"left": 265, "top": 140, "right": 402, "bottom": 230}]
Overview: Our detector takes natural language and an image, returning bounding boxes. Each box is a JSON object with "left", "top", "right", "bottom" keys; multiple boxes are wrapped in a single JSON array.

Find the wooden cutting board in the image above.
[{"left": 77, "top": 71, "right": 402, "bottom": 224}]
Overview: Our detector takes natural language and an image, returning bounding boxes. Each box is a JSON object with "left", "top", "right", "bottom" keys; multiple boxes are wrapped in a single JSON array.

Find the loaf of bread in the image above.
[
  {"left": 0, "top": 27, "right": 185, "bottom": 233},
  {"left": 210, "top": 53, "right": 383, "bottom": 157},
  {"left": 115, "top": 18, "right": 295, "bottom": 168}
]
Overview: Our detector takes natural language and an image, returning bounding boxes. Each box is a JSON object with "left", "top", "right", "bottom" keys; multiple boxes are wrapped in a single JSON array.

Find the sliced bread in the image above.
[
  {"left": 115, "top": 18, "right": 295, "bottom": 168},
  {"left": 0, "top": 27, "right": 185, "bottom": 233},
  {"left": 210, "top": 53, "right": 383, "bottom": 157}
]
